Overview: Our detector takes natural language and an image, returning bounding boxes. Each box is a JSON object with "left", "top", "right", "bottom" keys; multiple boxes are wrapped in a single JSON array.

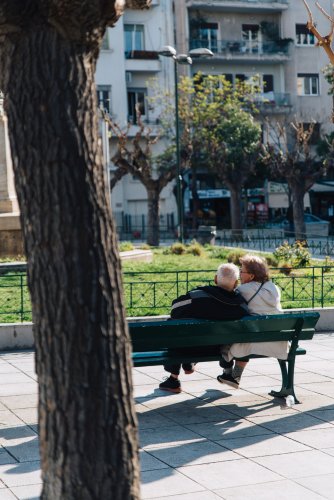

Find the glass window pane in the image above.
[
  {"left": 311, "top": 77, "right": 318, "bottom": 94},
  {"left": 124, "top": 31, "right": 133, "bottom": 53},
  {"left": 134, "top": 26, "right": 144, "bottom": 50}
]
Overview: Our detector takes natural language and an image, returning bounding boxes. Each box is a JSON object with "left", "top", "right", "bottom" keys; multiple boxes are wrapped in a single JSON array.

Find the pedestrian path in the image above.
[{"left": 0, "top": 332, "right": 334, "bottom": 499}]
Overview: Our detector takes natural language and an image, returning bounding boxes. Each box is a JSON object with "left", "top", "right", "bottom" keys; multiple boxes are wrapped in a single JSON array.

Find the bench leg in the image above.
[{"left": 269, "top": 358, "right": 300, "bottom": 404}]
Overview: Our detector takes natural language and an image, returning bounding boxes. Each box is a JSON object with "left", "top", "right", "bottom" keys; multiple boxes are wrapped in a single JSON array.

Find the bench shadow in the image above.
[{"left": 138, "top": 387, "right": 334, "bottom": 484}]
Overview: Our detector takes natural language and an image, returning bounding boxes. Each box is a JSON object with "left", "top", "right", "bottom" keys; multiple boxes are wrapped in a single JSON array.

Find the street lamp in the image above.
[{"left": 158, "top": 45, "right": 213, "bottom": 243}]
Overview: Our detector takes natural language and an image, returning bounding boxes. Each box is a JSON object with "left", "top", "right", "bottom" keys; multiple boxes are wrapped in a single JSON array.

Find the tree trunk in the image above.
[
  {"left": 147, "top": 186, "right": 160, "bottom": 246},
  {"left": 191, "top": 167, "right": 200, "bottom": 230},
  {"left": 290, "top": 182, "right": 307, "bottom": 241},
  {"left": 1, "top": 26, "right": 139, "bottom": 499},
  {"left": 228, "top": 186, "right": 243, "bottom": 238}
]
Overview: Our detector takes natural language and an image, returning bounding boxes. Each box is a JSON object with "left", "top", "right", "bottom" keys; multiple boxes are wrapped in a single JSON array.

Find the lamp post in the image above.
[{"left": 158, "top": 45, "right": 213, "bottom": 243}]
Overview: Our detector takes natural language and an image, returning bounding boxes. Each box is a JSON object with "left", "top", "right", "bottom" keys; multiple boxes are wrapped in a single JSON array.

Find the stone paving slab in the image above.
[{"left": 0, "top": 333, "right": 333, "bottom": 498}]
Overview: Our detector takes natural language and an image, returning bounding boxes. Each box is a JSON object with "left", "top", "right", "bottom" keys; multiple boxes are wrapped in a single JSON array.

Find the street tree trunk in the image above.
[
  {"left": 0, "top": 16, "right": 140, "bottom": 500},
  {"left": 191, "top": 167, "right": 200, "bottom": 230},
  {"left": 290, "top": 181, "right": 307, "bottom": 240},
  {"left": 147, "top": 187, "right": 160, "bottom": 246},
  {"left": 228, "top": 185, "right": 243, "bottom": 238}
]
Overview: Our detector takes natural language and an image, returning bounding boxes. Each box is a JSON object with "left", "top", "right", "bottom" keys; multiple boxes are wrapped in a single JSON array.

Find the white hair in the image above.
[{"left": 216, "top": 263, "right": 239, "bottom": 287}]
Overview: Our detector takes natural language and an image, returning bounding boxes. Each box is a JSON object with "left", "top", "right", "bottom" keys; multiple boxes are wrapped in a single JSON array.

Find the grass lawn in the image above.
[
  {"left": 122, "top": 247, "right": 334, "bottom": 316},
  {"left": 1, "top": 246, "right": 333, "bottom": 322}
]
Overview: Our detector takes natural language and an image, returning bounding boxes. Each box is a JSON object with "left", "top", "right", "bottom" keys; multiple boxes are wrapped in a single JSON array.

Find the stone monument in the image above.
[{"left": 0, "top": 92, "right": 24, "bottom": 257}]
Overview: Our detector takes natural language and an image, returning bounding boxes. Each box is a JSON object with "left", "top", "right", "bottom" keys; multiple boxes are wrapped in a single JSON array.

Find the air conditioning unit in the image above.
[{"left": 125, "top": 71, "right": 132, "bottom": 84}]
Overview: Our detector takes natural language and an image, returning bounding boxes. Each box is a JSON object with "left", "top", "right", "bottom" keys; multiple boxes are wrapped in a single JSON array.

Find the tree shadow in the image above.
[
  {"left": 0, "top": 424, "right": 40, "bottom": 473},
  {"left": 138, "top": 387, "right": 334, "bottom": 484}
]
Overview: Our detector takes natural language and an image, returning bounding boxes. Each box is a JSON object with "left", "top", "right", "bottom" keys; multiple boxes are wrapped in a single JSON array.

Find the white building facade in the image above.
[
  {"left": 95, "top": 0, "right": 177, "bottom": 236},
  {"left": 96, "top": 0, "right": 334, "bottom": 234}
]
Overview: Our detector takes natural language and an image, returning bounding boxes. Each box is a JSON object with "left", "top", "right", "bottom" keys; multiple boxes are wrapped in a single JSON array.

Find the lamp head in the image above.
[
  {"left": 189, "top": 48, "right": 214, "bottom": 58},
  {"left": 158, "top": 45, "right": 177, "bottom": 57},
  {"left": 175, "top": 54, "right": 192, "bottom": 65}
]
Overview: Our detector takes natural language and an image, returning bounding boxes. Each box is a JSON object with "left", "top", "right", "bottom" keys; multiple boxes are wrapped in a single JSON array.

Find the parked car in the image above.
[{"left": 283, "top": 213, "right": 330, "bottom": 237}]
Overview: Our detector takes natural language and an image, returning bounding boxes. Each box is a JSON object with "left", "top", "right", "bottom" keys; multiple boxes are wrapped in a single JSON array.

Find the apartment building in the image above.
[
  {"left": 174, "top": 0, "right": 334, "bottom": 227},
  {"left": 95, "top": 0, "right": 177, "bottom": 235}
]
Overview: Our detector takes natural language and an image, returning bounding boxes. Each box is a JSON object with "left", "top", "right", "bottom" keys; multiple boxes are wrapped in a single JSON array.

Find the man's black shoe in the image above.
[
  {"left": 159, "top": 376, "right": 181, "bottom": 393},
  {"left": 217, "top": 373, "right": 239, "bottom": 389}
]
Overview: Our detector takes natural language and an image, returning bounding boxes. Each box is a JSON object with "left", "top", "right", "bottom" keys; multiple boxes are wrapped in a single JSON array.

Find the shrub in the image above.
[
  {"left": 139, "top": 244, "right": 152, "bottom": 250},
  {"left": 186, "top": 241, "right": 205, "bottom": 257},
  {"left": 279, "top": 262, "right": 293, "bottom": 275},
  {"left": 323, "top": 256, "right": 334, "bottom": 273},
  {"left": 169, "top": 242, "right": 186, "bottom": 255},
  {"left": 119, "top": 241, "right": 134, "bottom": 252},
  {"left": 226, "top": 249, "right": 246, "bottom": 265},
  {"left": 209, "top": 247, "right": 229, "bottom": 260},
  {"left": 264, "top": 254, "right": 278, "bottom": 268},
  {"left": 273, "top": 241, "right": 311, "bottom": 268}
]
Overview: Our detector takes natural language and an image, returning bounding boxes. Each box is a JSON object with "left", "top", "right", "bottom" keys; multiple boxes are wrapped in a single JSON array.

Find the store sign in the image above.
[
  {"left": 267, "top": 182, "right": 288, "bottom": 194},
  {"left": 247, "top": 188, "right": 264, "bottom": 196},
  {"left": 190, "top": 189, "right": 230, "bottom": 199}
]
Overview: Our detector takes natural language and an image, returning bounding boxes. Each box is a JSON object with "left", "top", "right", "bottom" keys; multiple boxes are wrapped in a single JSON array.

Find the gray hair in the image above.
[{"left": 216, "top": 263, "right": 239, "bottom": 287}]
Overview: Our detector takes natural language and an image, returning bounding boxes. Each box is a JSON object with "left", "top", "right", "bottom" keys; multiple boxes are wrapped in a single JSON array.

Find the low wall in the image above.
[{"left": 0, "top": 307, "right": 333, "bottom": 352}]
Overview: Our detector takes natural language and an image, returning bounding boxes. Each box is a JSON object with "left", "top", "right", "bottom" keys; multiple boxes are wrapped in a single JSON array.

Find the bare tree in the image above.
[
  {"left": 303, "top": 0, "right": 334, "bottom": 119},
  {"left": 0, "top": 1, "right": 150, "bottom": 498},
  {"left": 109, "top": 112, "right": 180, "bottom": 246},
  {"left": 262, "top": 119, "right": 326, "bottom": 240}
]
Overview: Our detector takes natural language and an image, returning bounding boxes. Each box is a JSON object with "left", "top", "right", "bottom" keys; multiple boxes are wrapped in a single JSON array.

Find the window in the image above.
[
  {"left": 101, "top": 31, "right": 110, "bottom": 50},
  {"left": 127, "top": 89, "right": 146, "bottom": 124},
  {"left": 222, "top": 74, "right": 233, "bottom": 85},
  {"left": 263, "top": 74, "right": 274, "bottom": 92},
  {"left": 236, "top": 74, "right": 246, "bottom": 83},
  {"left": 124, "top": 24, "right": 144, "bottom": 57},
  {"left": 297, "top": 73, "right": 319, "bottom": 96},
  {"left": 97, "top": 85, "right": 111, "bottom": 113},
  {"left": 198, "top": 22, "right": 218, "bottom": 52},
  {"left": 296, "top": 24, "right": 315, "bottom": 46},
  {"left": 242, "top": 24, "right": 261, "bottom": 53}
]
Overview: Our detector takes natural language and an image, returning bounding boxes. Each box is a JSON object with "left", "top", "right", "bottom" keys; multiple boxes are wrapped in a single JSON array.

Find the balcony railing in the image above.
[
  {"left": 125, "top": 50, "right": 159, "bottom": 60},
  {"left": 190, "top": 38, "right": 291, "bottom": 57},
  {"left": 254, "top": 92, "right": 291, "bottom": 109},
  {"left": 187, "top": 0, "right": 288, "bottom": 8}
]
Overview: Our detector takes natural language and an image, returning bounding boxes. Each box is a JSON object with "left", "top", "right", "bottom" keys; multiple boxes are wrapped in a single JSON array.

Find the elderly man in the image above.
[{"left": 159, "top": 263, "right": 249, "bottom": 393}]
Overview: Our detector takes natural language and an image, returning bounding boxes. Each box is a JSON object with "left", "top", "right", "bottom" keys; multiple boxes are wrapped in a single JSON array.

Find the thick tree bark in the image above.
[
  {"left": 0, "top": 7, "right": 144, "bottom": 499},
  {"left": 146, "top": 187, "right": 160, "bottom": 246},
  {"left": 290, "top": 181, "right": 307, "bottom": 240}
]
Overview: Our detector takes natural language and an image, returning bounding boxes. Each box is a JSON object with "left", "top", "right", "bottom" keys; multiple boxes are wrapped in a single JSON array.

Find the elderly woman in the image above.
[{"left": 217, "top": 254, "right": 285, "bottom": 389}]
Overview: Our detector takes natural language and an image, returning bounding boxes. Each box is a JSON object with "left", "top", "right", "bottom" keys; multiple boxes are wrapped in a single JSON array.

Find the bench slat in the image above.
[{"left": 129, "top": 313, "right": 319, "bottom": 352}]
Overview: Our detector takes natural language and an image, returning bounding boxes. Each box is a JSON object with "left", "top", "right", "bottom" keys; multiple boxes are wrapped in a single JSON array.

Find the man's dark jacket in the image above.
[{"left": 170, "top": 285, "right": 249, "bottom": 320}]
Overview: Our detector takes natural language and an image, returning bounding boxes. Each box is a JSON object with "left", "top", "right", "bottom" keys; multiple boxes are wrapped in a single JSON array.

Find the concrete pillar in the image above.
[{"left": 0, "top": 93, "right": 23, "bottom": 257}]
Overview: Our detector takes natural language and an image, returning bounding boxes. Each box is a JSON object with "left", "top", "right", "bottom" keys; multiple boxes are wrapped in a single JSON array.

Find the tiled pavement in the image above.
[{"left": 0, "top": 334, "right": 334, "bottom": 499}]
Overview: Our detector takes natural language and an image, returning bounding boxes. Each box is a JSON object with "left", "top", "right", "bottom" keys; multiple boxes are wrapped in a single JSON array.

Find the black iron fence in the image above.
[
  {"left": 123, "top": 266, "right": 334, "bottom": 316},
  {"left": 2, "top": 264, "right": 333, "bottom": 322}
]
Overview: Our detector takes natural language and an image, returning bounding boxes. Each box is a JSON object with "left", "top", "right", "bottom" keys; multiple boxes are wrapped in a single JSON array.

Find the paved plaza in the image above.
[{"left": 0, "top": 333, "right": 334, "bottom": 499}]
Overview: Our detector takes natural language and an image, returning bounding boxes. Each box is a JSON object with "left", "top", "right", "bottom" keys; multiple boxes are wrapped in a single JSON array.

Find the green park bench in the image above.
[{"left": 129, "top": 311, "right": 320, "bottom": 403}]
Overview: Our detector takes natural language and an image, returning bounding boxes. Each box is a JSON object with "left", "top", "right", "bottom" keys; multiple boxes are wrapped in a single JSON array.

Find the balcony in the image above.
[
  {"left": 190, "top": 38, "right": 291, "bottom": 63},
  {"left": 124, "top": 50, "right": 161, "bottom": 72},
  {"left": 186, "top": 0, "right": 288, "bottom": 13},
  {"left": 253, "top": 92, "right": 292, "bottom": 113}
]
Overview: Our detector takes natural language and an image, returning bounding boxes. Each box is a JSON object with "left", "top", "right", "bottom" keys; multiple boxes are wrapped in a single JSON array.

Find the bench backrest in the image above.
[{"left": 128, "top": 312, "right": 320, "bottom": 352}]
